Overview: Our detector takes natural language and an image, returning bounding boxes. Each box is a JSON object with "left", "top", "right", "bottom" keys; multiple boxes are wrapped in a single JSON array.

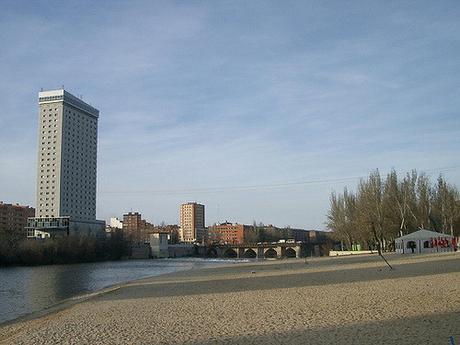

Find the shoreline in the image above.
[
  {"left": 0, "top": 284, "right": 122, "bottom": 328},
  {"left": 0, "top": 252, "right": 451, "bottom": 328},
  {"left": 1, "top": 253, "right": 459, "bottom": 344},
  {"left": 0, "top": 257, "right": 250, "bottom": 327}
]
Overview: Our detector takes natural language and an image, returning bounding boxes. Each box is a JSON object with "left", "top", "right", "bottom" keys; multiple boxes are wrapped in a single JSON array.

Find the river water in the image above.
[{"left": 0, "top": 258, "right": 240, "bottom": 324}]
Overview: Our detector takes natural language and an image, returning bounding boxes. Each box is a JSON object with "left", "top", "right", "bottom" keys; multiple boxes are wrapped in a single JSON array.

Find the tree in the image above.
[
  {"left": 383, "top": 169, "right": 404, "bottom": 236},
  {"left": 326, "top": 169, "right": 459, "bottom": 252},
  {"left": 432, "top": 175, "right": 450, "bottom": 233},
  {"left": 327, "top": 188, "right": 357, "bottom": 249},
  {"left": 356, "top": 170, "right": 390, "bottom": 251},
  {"left": 415, "top": 172, "right": 431, "bottom": 229}
]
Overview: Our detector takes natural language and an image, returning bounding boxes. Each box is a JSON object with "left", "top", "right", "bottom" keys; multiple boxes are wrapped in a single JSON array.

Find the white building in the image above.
[
  {"left": 395, "top": 229, "right": 454, "bottom": 254},
  {"left": 27, "top": 89, "right": 105, "bottom": 238},
  {"left": 109, "top": 217, "right": 123, "bottom": 229},
  {"left": 150, "top": 233, "right": 169, "bottom": 258}
]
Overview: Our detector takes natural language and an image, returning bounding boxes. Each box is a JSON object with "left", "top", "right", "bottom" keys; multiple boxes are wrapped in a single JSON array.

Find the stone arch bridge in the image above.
[{"left": 208, "top": 243, "right": 302, "bottom": 259}]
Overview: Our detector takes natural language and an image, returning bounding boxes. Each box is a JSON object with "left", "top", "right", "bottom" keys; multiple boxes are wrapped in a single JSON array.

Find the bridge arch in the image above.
[
  {"left": 206, "top": 247, "right": 218, "bottom": 258},
  {"left": 223, "top": 248, "right": 238, "bottom": 258},
  {"left": 264, "top": 248, "right": 278, "bottom": 259},
  {"left": 285, "top": 247, "right": 297, "bottom": 258},
  {"left": 243, "top": 248, "right": 257, "bottom": 258}
]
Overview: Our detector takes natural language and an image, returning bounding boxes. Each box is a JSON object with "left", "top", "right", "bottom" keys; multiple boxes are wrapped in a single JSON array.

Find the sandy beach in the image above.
[{"left": 1, "top": 253, "right": 459, "bottom": 345}]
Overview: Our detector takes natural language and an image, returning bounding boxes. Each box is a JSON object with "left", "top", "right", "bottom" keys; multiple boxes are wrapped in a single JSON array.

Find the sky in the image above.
[{"left": 0, "top": 1, "right": 459, "bottom": 230}]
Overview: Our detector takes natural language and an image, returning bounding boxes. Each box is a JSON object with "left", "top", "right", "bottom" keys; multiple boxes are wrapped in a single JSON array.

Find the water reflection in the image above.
[{"left": 0, "top": 258, "right": 232, "bottom": 324}]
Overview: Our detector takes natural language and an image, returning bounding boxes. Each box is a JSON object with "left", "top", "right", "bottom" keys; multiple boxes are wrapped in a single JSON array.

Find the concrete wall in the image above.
[
  {"left": 130, "top": 244, "right": 150, "bottom": 259},
  {"left": 69, "top": 219, "right": 106, "bottom": 238},
  {"left": 150, "top": 233, "right": 169, "bottom": 258},
  {"left": 168, "top": 244, "right": 196, "bottom": 258}
]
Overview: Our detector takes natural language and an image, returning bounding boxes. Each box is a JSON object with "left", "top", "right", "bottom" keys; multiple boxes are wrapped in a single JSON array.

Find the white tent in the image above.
[{"left": 395, "top": 229, "right": 454, "bottom": 254}]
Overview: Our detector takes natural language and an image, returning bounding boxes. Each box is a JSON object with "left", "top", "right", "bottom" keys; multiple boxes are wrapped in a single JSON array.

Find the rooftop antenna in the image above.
[
  {"left": 61, "top": 84, "right": 65, "bottom": 90},
  {"left": 40, "top": 87, "right": 43, "bottom": 92}
]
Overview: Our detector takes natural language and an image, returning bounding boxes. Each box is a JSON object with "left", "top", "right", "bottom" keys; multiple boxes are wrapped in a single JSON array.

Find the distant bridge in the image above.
[{"left": 208, "top": 243, "right": 302, "bottom": 259}]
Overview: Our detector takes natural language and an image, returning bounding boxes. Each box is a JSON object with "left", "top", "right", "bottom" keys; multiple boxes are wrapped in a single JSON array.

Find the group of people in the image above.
[{"left": 430, "top": 237, "right": 457, "bottom": 249}]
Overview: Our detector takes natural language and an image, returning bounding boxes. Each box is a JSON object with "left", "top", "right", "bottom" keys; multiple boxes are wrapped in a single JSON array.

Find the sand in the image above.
[{"left": 1, "top": 253, "right": 459, "bottom": 345}]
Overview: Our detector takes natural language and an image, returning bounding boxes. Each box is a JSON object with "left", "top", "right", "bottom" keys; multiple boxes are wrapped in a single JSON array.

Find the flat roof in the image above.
[{"left": 38, "top": 89, "right": 99, "bottom": 118}]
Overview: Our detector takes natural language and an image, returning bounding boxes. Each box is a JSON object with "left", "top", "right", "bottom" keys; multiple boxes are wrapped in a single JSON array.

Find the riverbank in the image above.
[
  {"left": 1, "top": 253, "right": 459, "bottom": 344},
  {"left": 0, "top": 258, "right": 241, "bottom": 324},
  {"left": 0, "top": 235, "right": 129, "bottom": 267}
]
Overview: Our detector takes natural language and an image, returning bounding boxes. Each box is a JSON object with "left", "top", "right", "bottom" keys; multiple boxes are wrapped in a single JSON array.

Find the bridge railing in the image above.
[{"left": 214, "top": 242, "right": 304, "bottom": 248}]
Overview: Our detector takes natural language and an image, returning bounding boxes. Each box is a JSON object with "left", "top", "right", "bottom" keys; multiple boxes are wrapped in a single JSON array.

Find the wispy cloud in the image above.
[{"left": 0, "top": 0, "right": 459, "bottom": 228}]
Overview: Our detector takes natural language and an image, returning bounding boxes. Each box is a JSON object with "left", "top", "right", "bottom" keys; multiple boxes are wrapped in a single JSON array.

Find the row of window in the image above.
[{"left": 39, "top": 180, "right": 55, "bottom": 185}]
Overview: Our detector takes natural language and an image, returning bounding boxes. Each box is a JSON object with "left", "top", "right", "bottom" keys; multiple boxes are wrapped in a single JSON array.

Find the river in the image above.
[{"left": 0, "top": 258, "right": 242, "bottom": 324}]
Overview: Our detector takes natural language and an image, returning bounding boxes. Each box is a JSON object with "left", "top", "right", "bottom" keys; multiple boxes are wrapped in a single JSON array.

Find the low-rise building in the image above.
[
  {"left": 0, "top": 202, "right": 35, "bottom": 240},
  {"left": 152, "top": 224, "right": 180, "bottom": 244},
  {"left": 109, "top": 217, "right": 123, "bottom": 229},
  {"left": 150, "top": 233, "right": 169, "bottom": 258},
  {"left": 122, "top": 212, "right": 154, "bottom": 243},
  {"left": 208, "top": 222, "right": 252, "bottom": 244}
]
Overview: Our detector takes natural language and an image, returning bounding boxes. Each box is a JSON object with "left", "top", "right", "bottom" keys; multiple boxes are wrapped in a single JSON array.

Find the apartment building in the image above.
[
  {"left": 122, "top": 212, "right": 153, "bottom": 242},
  {"left": 208, "top": 222, "right": 252, "bottom": 245},
  {"left": 0, "top": 202, "right": 35, "bottom": 239},
  {"left": 179, "top": 202, "right": 206, "bottom": 243},
  {"left": 26, "top": 89, "right": 105, "bottom": 238}
]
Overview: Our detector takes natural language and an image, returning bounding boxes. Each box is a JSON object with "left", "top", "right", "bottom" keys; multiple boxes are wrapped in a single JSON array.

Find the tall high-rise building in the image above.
[
  {"left": 27, "top": 89, "right": 104, "bottom": 238},
  {"left": 179, "top": 202, "right": 206, "bottom": 243}
]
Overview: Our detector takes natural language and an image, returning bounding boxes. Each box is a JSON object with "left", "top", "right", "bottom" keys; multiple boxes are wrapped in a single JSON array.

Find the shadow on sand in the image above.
[
  {"left": 180, "top": 310, "right": 460, "bottom": 345},
  {"left": 100, "top": 256, "right": 460, "bottom": 301}
]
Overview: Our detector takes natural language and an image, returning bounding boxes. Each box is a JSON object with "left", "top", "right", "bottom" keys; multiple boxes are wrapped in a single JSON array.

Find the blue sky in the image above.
[{"left": 0, "top": 1, "right": 459, "bottom": 229}]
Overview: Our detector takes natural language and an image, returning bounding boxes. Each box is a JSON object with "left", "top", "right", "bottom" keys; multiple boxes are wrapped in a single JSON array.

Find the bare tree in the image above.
[
  {"left": 327, "top": 169, "right": 459, "bottom": 250},
  {"left": 432, "top": 175, "right": 450, "bottom": 233},
  {"left": 383, "top": 169, "right": 406, "bottom": 237},
  {"left": 357, "top": 170, "right": 389, "bottom": 251},
  {"left": 445, "top": 186, "right": 460, "bottom": 237},
  {"left": 415, "top": 173, "right": 431, "bottom": 229},
  {"left": 327, "top": 191, "right": 354, "bottom": 249}
]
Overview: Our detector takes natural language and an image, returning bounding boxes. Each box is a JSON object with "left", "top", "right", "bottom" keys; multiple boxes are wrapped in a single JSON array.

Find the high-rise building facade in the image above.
[
  {"left": 27, "top": 89, "right": 104, "bottom": 238},
  {"left": 179, "top": 202, "right": 206, "bottom": 243}
]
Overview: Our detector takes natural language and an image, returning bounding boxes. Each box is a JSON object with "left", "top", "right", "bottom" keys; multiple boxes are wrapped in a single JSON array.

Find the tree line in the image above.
[
  {"left": 0, "top": 230, "right": 129, "bottom": 266},
  {"left": 327, "top": 169, "right": 460, "bottom": 252}
]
